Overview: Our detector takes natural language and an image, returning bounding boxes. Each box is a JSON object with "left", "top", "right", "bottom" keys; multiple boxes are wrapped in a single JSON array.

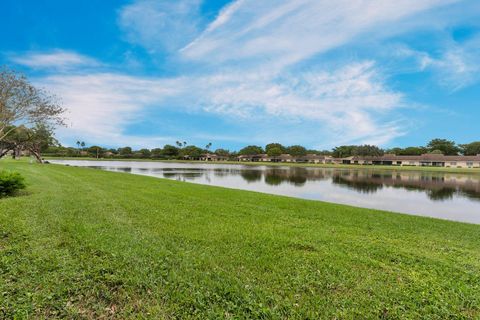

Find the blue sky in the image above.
[{"left": 1, "top": 0, "right": 479, "bottom": 150}]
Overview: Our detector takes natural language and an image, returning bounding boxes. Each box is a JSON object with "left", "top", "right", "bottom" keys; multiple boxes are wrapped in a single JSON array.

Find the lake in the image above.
[{"left": 50, "top": 160, "right": 480, "bottom": 224}]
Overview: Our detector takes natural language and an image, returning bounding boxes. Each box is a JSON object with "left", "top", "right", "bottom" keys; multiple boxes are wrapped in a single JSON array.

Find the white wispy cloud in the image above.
[
  {"left": 10, "top": 50, "right": 99, "bottom": 70},
  {"left": 118, "top": 0, "right": 202, "bottom": 53},
  {"left": 181, "top": 0, "right": 459, "bottom": 67},
  {"left": 39, "top": 60, "right": 403, "bottom": 147},
  {"left": 15, "top": 0, "right": 475, "bottom": 148},
  {"left": 396, "top": 35, "right": 480, "bottom": 90},
  {"left": 39, "top": 73, "right": 182, "bottom": 147}
]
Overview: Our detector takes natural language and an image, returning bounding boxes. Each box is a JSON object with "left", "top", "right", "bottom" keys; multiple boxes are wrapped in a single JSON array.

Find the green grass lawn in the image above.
[
  {"left": 1, "top": 160, "right": 480, "bottom": 319},
  {"left": 44, "top": 156, "right": 480, "bottom": 175}
]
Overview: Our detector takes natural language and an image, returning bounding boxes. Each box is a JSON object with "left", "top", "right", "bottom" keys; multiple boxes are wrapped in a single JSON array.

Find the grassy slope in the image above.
[
  {"left": 1, "top": 160, "right": 480, "bottom": 319},
  {"left": 44, "top": 156, "right": 480, "bottom": 175}
]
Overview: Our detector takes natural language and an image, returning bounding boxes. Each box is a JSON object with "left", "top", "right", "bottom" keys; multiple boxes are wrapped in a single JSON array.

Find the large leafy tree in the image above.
[
  {"left": 267, "top": 147, "right": 283, "bottom": 158},
  {"left": 162, "top": 145, "right": 179, "bottom": 158},
  {"left": 0, "top": 124, "right": 58, "bottom": 162},
  {"left": 353, "top": 145, "right": 384, "bottom": 157},
  {"left": 137, "top": 148, "right": 151, "bottom": 158},
  {"left": 286, "top": 145, "right": 307, "bottom": 157},
  {"left": 427, "top": 139, "right": 460, "bottom": 155},
  {"left": 460, "top": 142, "right": 480, "bottom": 156},
  {"left": 181, "top": 145, "right": 203, "bottom": 158},
  {"left": 332, "top": 145, "right": 356, "bottom": 158},
  {"left": 118, "top": 147, "right": 133, "bottom": 157},
  {"left": 151, "top": 148, "right": 163, "bottom": 159},
  {"left": 0, "top": 67, "right": 65, "bottom": 142},
  {"left": 401, "top": 147, "right": 427, "bottom": 155},
  {"left": 86, "top": 146, "right": 106, "bottom": 158},
  {"left": 239, "top": 145, "right": 264, "bottom": 155},
  {"left": 265, "top": 143, "right": 286, "bottom": 154},
  {"left": 387, "top": 146, "right": 427, "bottom": 155},
  {"left": 214, "top": 148, "right": 230, "bottom": 157}
]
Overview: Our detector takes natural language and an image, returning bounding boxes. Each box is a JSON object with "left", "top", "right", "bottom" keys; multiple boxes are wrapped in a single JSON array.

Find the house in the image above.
[
  {"left": 236, "top": 152, "right": 480, "bottom": 168},
  {"left": 352, "top": 154, "right": 480, "bottom": 168},
  {"left": 295, "top": 154, "right": 327, "bottom": 163},
  {"left": 200, "top": 153, "right": 229, "bottom": 161},
  {"left": 237, "top": 154, "right": 270, "bottom": 162}
]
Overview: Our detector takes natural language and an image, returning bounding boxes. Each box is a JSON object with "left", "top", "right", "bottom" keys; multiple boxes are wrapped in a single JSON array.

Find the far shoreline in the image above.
[{"left": 44, "top": 156, "right": 480, "bottom": 175}]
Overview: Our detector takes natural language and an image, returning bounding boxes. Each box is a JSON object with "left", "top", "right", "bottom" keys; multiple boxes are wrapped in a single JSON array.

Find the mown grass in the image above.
[
  {"left": 45, "top": 156, "right": 480, "bottom": 175},
  {"left": 1, "top": 159, "right": 480, "bottom": 319}
]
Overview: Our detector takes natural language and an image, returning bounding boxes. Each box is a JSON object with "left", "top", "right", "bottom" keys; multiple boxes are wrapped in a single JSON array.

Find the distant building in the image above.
[
  {"left": 345, "top": 154, "right": 480, "bottom": 168},
  {"left": 236, "top": 153, "right": 480, "bottom": 168},
  {"left": 199, "top": 153, "right": 229, "bottom": 161}
]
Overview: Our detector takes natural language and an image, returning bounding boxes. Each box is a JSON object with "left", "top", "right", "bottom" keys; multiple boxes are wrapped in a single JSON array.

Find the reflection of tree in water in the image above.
[
  {"left": 331, "top": 170, "right": 480, "bottom": 202},
  {"left": 288, "top": 168, "right": 308, "bottom": 186},
  {"left": 87, "top": 164, "right": 480, "bottom": 202},
  {"left": 331, "top": 176, "right": 383, "bottom": 194},
  {"left": 213, "top": 168, "right": 236, "bottom": 177},
  {"left": 264, "top": 171, "right": 283, "bottom": 186},
  {"left": 459, "top": 189, "right": 480, "bottom": 201},
  {"left": 426, "top": 187, "right": 480, "bottom": 201},
  {"left": 287, "top": 174, "right": 307, "bottom": 186},
  {"left": 240, "top": 170, "right": 263, "bottom": 183},
  {"left": 162, "top": 171, "right": 204, "bottom": 180},
  {"left": 261, "top": 168, "right": 309, "bottom": 186},
  {"left": 426, "top": 188, "right": 456, "bottom": 201}
]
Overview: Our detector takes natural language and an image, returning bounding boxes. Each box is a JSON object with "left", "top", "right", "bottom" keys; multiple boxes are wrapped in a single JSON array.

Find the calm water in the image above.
[{"left": 50, "top": 160, "right": 480, "bottom": 224}]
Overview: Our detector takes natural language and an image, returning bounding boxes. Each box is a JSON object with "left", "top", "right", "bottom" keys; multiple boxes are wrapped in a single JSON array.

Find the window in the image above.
[
  {"left": 467, "top": 162, "right": 474, "bottom": 167},
  {"left": 450, "top": 162, "right": 457, "bottom": 166}
]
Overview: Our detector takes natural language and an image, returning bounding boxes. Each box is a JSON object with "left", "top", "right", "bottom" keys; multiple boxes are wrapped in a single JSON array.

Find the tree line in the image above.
[{"left": 38, "top": 138, "right": 480, "bottom": 161}]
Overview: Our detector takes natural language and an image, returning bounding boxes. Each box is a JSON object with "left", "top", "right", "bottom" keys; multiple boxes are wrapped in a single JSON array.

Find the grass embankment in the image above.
[
  {"left": 1, "top": 160, "right": 480, "bottom": 318},
  {"left": 44, "top": 156, "right": 480, "bottom": 175}
]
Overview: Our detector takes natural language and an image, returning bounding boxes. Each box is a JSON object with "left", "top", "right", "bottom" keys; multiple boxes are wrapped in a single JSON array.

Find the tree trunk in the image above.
[
  {"left": 29, "top": 147, "right": 43, "bottom": 163},
  {"left": 0, "top": 148, "right": 11, "bottom": 159}
]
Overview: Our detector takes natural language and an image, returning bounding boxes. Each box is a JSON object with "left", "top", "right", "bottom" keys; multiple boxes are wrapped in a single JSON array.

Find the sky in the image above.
[{"left": 1, "top": 0, "right": 479, "bottom": 151}]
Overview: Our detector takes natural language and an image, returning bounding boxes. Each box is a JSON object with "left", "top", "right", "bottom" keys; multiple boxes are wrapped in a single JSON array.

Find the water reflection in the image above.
[
  {"left": 50, "top": 160, "right": 480, "bottom": 223},
  {"left": 328, "top": 170, "right": 480, "bottom": 201}
]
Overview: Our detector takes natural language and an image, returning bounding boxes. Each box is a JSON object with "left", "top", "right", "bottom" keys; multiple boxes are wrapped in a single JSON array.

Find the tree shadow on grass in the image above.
[{"left": 0, "top": 189, "right": 32, "bottom": 200}]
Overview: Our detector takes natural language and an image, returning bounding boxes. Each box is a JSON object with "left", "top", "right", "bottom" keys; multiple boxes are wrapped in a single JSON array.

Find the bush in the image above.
[{"left": 0, "top": 171, "right": 26, "bottom": 197}]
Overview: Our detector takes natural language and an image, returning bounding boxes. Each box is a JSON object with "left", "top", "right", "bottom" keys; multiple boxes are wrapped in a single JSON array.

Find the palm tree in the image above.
[
  {"left": 76, "top": 141, "right": 81, "bottom": 155},
  {"left": 205, "top": 142, "right": 212, "bottom": 152}
]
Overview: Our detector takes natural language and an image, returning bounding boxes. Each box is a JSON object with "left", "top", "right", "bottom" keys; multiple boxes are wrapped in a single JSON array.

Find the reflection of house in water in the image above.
[
  {"left": 237, "top": 167, "right": 326, "bottom": 186},
  {"left": 240, "top": 170, "right": 263, "bottom": 183},
  {"left": 331, "top": 170, "right": 480, "bottom": 201},
  {"left": 345, "top": 154, "right": 480, "bottom": 168},
  {"left": 264, "top": 168, "right": 309, "bottom": 186},
  {"left": 161, "top": 168, "right": 205, "bottom": 180},
  {"left": 236, "top": 167, "right": 480, "bottom": 201}
]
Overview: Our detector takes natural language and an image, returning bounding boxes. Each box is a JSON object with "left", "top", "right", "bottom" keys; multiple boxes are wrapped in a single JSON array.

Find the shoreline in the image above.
[{"left": 44, "top": 156, "right": 480, "bottom": 175}]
